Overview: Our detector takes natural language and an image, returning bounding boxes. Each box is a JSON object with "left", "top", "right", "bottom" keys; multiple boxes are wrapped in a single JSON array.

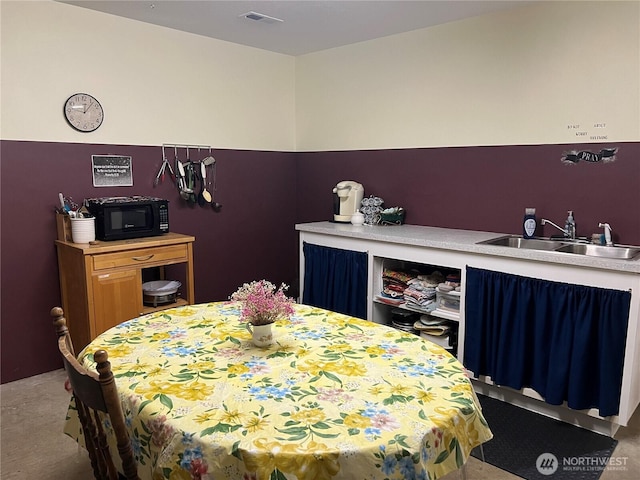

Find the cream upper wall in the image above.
[
  {"left": 2, "top": 1, "right": 638, "bottom": 152},
  {"left": 0, "top": 1, "right": 296, "bottom": 151},
  {"left": 296, "top": 0, "right": 640, "bottom": 151}
]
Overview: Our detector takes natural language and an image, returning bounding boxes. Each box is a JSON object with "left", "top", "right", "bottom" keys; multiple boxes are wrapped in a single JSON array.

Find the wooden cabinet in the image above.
[
  {"left": 92, "top": 269, "right": 140, "bottom": 336},
  {"left": 55, "top": 233, "right": 195, "bottom": 350}
]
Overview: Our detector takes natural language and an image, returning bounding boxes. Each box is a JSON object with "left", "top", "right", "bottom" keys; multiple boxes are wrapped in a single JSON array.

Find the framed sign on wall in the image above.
[{"left": 92, "top": 155, "right": 133, "bottom": 187}]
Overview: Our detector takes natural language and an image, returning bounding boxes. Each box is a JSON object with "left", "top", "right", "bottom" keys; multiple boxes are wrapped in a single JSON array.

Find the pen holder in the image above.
[{"left": 56, "top": 213, "right": 73, "bottom": 242}]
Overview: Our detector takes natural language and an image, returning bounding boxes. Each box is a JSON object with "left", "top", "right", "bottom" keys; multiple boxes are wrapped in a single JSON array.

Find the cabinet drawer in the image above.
[{"left": 93, "top": 244, "right": 188, "bottom": 270}]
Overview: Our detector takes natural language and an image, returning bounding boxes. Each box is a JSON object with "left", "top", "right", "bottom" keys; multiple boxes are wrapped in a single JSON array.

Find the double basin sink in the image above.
[{"left": 478, "top": 235, "right": 640, "bottom": 260}]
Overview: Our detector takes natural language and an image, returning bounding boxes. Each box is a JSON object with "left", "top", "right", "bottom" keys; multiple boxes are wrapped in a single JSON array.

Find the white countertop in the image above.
[{"left": 296, "top": 222, "right": 640, "bottom": 274}]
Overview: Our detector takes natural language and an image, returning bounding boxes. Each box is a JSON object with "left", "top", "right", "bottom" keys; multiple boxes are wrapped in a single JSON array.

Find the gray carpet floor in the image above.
[{"left": 1, "top": 369, "right": 639, "bottom": 479}]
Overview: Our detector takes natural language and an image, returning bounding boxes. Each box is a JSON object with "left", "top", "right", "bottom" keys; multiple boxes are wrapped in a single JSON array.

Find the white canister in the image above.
[
  {"left": 70, "top": 217, "right": 96, "bottom": 244},
  {"left": 351, "top": 210, "right": 365, "bottom": 225}
]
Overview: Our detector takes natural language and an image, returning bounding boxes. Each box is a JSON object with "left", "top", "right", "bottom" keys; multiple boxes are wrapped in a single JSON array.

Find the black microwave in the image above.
[{"left": 85, "top": 196, "right": 169, "bottom": 241}]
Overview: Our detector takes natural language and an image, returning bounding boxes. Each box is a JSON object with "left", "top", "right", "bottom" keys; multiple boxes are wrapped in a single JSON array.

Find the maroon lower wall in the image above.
[
  {"left": 297, "top": 143, "right": 640, "bottom": 245},
  {"left": 1, "top": 140, "right": 638, "bottom": 383},
  {"left": 0, "top": 141, "right": 298, "bottom": 383}
]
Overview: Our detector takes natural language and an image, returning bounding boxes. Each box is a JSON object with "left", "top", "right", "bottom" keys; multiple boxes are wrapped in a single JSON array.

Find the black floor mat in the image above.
[{"left": 471, "top": 394, "right": 618, "bottom": 480}]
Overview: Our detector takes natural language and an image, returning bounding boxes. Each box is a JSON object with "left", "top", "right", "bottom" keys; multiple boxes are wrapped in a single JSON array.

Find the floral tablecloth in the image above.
[{"left": 64, "top": 302, "right": 492, "bottom": 480}]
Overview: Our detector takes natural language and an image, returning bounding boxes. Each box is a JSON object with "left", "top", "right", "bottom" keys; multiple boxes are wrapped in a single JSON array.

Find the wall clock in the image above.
[{"left": 63, "top": 93, "right": 104, "bottom": 132}]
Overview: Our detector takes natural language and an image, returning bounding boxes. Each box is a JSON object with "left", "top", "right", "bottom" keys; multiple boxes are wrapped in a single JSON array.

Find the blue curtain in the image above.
[
  {"left": 464, "top": 266, "right": 630, "bottom": 417},
  {"left": 302, "top": 242, "right": 368, "bottom": 319}
]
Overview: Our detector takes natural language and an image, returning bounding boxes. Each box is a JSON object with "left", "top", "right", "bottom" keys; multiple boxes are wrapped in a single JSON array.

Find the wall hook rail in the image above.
[{"left": 162, "top": 143, "right": 211, "bottom": 151}]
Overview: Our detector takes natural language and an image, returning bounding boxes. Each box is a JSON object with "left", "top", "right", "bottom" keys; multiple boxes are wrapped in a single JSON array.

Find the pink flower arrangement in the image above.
[{"left": 230, "top": 280, "right": 295, "bottom": 326}]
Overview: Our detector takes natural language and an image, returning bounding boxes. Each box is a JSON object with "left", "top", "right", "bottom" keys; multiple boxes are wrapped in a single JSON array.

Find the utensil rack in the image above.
[
  {"left": 162, "top": 143, "right": 212, "bottom": 151},
  {"left": 160, "top": 143, "right": 221, "bottom": 211}
]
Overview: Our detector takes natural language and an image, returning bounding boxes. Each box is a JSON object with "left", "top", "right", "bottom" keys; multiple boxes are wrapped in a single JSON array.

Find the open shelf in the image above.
[
  {"left": 372, "top": 256, "right": 461, "bottom": 356},
  {"left": 142, "top": 297, "right": 190, "bottom": 315}
]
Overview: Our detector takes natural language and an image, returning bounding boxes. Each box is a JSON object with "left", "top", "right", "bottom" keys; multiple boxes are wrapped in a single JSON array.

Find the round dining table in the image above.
[{"left": 64, "top": 302, "right": 492, "bottom": 480}]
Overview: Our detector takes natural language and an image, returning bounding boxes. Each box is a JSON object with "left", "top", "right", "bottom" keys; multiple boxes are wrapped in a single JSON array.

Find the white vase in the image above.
[{"left": 246, "top": 322, "right": 274, "bottom": 348}]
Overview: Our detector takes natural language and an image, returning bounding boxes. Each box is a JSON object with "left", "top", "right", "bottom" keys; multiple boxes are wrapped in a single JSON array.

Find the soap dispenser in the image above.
[
  {"left": 523, "top": 208, "right": 536, "bottom": 239},
  {"left": 565, "top": 210, "right": 576, "bottom": 239}
]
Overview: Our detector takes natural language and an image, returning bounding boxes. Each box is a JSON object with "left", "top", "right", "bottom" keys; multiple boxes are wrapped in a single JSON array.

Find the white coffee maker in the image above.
[{"left": 332, "top": 181, "right": 364, "bottom": 223}]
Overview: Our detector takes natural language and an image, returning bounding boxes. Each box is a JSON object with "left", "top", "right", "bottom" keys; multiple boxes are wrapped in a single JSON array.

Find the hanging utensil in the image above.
[
  {"left": 184, "top": 146, "right": 197, "bottom": 202},
  {"left": 202, "top": 146, "right": 216, "bottom": 165},
  {"left": 196, "top": 163, "right": 205, "bottom": 207},
  {"left": 174, "top": 146, "right": 182, "bottom": 189},
  {"left": 185, "top": 160, "right": 197, "bottom": 204},
  {"left": 195, "top": 147, "right": 205, "bottom": 206},
  {"left": 211, "top": 158, "right": 222, "bottom": 211},
  {"left": 200, "top": 162, "right": 212, "bottom": 204},
  {"left": 174, "top": 146, "right": 192, "bottom": 200},
  {"left": 164, "top": 147, "right": 174, "bottom": 177},
  {"left": 155, "top": 145, "right": 175, "bottom": 186},
  {"left": 177, "top": 161, "right": 190, "bottom": 200},
  {"left": 154, "top": 146, "right": 165, "bottom": 186}
]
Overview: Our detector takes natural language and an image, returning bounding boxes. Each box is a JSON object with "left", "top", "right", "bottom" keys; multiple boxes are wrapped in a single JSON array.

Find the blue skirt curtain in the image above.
[
  {"left": 464, "top": 266, "right": 630, "bottom": 417},
  {"left": 302, "top": 242, "right": 368, "bottom": 319}
]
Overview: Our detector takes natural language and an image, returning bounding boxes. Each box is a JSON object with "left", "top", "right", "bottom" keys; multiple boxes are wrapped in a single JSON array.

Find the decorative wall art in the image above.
[
  {"left": 92, "top": 155, "right": 133, "bottom": 187},
  {"left": 561, "top": 147, "right": 618, "bottom": 165}
]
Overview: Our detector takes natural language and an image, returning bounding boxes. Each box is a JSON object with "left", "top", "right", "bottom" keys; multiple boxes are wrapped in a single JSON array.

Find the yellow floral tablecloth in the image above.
[{"left": 64, "top": 302, "right": 492, "bottom": 480}]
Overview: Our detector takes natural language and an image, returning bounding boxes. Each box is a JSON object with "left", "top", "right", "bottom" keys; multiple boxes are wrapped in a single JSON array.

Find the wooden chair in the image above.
[{"left": 51, "top": 307, "right": 139, "bottom": 480}]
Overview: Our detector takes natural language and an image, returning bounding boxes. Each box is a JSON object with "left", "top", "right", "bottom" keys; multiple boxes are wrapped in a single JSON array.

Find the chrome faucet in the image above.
[
  {"left": 540, "top": 218, "right": 574, "bottom": 239},
  {"left": 598, "top": 222, "right": 613, "bottom": 246}
]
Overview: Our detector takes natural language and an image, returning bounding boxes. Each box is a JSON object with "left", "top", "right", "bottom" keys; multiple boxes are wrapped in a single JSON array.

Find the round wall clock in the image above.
[{"left": 63, "top": 93, "right": 104, "bottom": 132}]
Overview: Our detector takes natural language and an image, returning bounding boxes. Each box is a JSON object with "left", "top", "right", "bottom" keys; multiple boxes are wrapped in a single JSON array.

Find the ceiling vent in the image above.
[{"left": 240, "top": 11, "right": 284, "bottom": 24}]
